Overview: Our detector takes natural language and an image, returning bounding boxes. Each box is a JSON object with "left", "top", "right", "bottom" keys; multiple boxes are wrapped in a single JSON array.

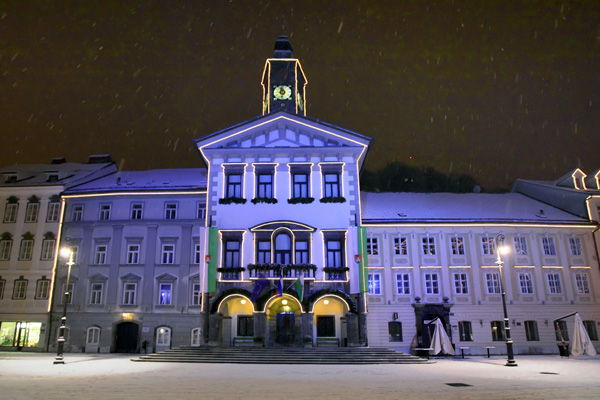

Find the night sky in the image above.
[{"left": 1, "top": 1, "right": 599, "bottom": 190}]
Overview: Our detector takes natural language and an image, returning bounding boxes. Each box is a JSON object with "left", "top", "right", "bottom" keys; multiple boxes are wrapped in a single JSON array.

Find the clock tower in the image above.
[{"left": 261, "top": 35, "right": 308, "bottom": 115}]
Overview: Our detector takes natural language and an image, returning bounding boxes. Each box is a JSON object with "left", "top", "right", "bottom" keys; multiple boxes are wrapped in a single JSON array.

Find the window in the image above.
[
  {"left": 19, "top": 238, "right": 34, "bottom": 260},
  {"left": 223, "top": 240, "right": 240, "bottom": 268},
  {"left": 156, "top": 326, "right": 171, "bottom": 346},
  {"left": 127, "top": 244, "right": 140, "bottom": 264},
  {"left": 569, "top": 237, "right": 582, "bottom": 256},
  {"left": 325, "top": 240, "right": 343, "bottom": 268},
  {"left": 197, "top": 203, "right": 206, "bottom": 219},
  {"left": 421, "top": 236, "right": 436, "bottom": 255},
  {"left": 513, "top": 237, "right": 528, "bottom": 255},
  {"left": 583, "top": 321, "right": 598, "bottom": 341},
  {"left": 451, "top": 236, "right": 465, "bottom": 255},
  {"left": 94, "top": 245, "right": 108, "bottom": 264},
  {"left": 481, "top": 236, "right": 496, "bottom": 255},
  {"left": 0, "top": 279, "right": 4, "bottom": 299},
  {"left": 525, "top": 321, "right": 539, "bottom": 341},
  {"left": 35, "top": 279, "right": 50, "bottom": 299},
  {"left": 542, "top": 237, "right": 556, "bottom": 256},
  {"left": 316, "top": 316, "right": 335, "bottom": 337},
  {"left": 256, "top": 173, "right": 273, "bottom": 198},
  {"left": 295, "top": 240, "right": 309, "bottom": 264},
  {"left": 453, "top": 273, "right": 469, "bottom": 294},
  {"left": 226, "top": 173, "right": 242, "bottom": 198},
  {"left": 47, "top": 202, "right": 60, "bottom": 222},
  {"left": 574, "top": 272, "right": 590, "bottom": 294},
  {"left": 554, "top": 320, "right": 569, "bottom": 341},
  {"left": 122, "top": 282, "right": 137, "bottom": 305},
  {"left": 323, "top": 172, "right": 340, "bottom": 197},
  {"left": 72, "top": 205, "right": 83, "bottom": 221},
  {"left": 86, "top": 327, "right": 100, "bottom": 345},
  {"left": 12, "top": 279, "right": 27, "bottom": 299},
  {"left": 458, "top": 321, "right": 473, "bottom": 341},
  {"left": 388, "top": 321, "right": 403, "bottom": 342},
  {"left": 518, "top": 272, "right": 534, "bottom": 294},
  {"left": 40, "top": 238, "right": 55, "bottom": 260},
  {"left": 158, "top": 283, "right": 173, "bottom": 305},
  {"left": 546, "top": 273, "right": 562, "bottom": 294},
  {"left": 164, "top": 203, "right": 177, "bottom": 219},
  {"left": 368, "top": 273, "right": 381, "bottom": 295},
  {"left": 90, "top": 283, "right": 103, "bottom": 305},
  {"left": 292, "top": 172, "right": 309, "bottom": 198},
  {"left": 273, "top": 232, "right": 292, "bottom": 264},
  {"left": 161, "top": 244, "right": 175, "bottom": 264},
  {"left": 491, "top": 321, "right": 505, "bottom": 341},
  {"left": 71, "top": 246, "right": 79, "bottom": 264},
  {"left": 485, "top": 272, "right": 501, "bottom": 294},
  {"left": 0, "top": 238, "right": 12, "bottom": 260},
  {"left": 191, "top": 283, "right": 201, "bottom": 306},
  {"left": 395, "top": 273, "right": 411, "bottom": 295},
  {"left": 130, "top": 203, "right": 143, "bottom": 220},
  {"left": 191, "top": 328, "right": 202, "bottom": 346},
  {"left": 61, "top": 283, "right": 74, "bottom": 304},
  {"left": 367, "top": 237, "right": 378, "bottom": 255},
  {"left": 193, "top": 243, "right": 201, "bottom": 264},
  {"left": 25, "top": 202, "right": 39, "bottom": 223},
  {"left": 99, "top": 204, "right": 111, "bottom": 220},
  {"left": 4, "top": 203, "right": 18, "bottom": 223},
  {"left": 257, "top": 240, "right": 271, "bottom": 263},
  {"left": 394, "top": 236, "right": 408, "bottom": 256},
  {"left": 237, "top": 316, "right": 254, "bottom": 337},
  {"left": 424, "top": 273, "right": 440, "bottom": 295}
]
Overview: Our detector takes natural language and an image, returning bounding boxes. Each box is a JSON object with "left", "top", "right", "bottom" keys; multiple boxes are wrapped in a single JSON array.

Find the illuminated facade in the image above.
[
  {"left": 42, "top": 36, "right": 599, "bottom": 355},
  {"left": 0, "top": 156, "right": 116, "bottom": 351}
]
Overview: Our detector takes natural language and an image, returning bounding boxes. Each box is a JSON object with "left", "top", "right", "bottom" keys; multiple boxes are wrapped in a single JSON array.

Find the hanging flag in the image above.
[
  {"left": 250, "top": 273, "right": 269, "bottom": 302},
  {"left": 295, "top": 274, "right": 304, "bottom": 302},
  {"left": 277, "top": 274, "right": 283, "bottom": 297}
]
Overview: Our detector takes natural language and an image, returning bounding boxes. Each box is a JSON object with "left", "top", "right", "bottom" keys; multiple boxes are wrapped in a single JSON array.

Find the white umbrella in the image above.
[
  {"left": 429, "top": 319, "right": 455, "bottom": 356},
  {"left": 571, "top": 313, "right": 597, "bottom": 356}
]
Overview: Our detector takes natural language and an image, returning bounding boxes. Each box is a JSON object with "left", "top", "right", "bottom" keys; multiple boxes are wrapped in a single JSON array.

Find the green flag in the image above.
[
  {"left": 207, "top": 227, "right": 219, "bottom": 293},
  {"left": 294, "top": 274, "right": 305, "bottom": 302},
  {"left": 357, "top": 226, "right": 369, "bottom": 293}
]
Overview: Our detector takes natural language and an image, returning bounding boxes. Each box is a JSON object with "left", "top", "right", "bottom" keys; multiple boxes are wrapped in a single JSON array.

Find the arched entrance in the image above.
[
  {"left": 414, "top": 303, "right": 453, "bottom": 349},
  {"left": 217, "top": 294, "right": 255, "bottom": 346},
  {"left": 114, "top": 322, "right": 139, "bottom": 353},
  {"left": 266, "top": 295, "right": 303, "bottom": 346},
  {"left": 311, "top": 295, "right": 350, "bottom": 347}
]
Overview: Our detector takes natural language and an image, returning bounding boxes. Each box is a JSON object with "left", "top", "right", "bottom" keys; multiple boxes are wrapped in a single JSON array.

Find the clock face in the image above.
[{"left": 273, "top": 85, "right": 292, "bottom": 100}]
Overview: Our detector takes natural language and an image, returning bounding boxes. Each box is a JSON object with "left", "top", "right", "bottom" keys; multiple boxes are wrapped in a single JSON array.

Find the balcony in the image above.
[
  {"left": 247, "top": 263, "right": 317, "bottom": 279},
  {"left": 217, "top": 267, "right": 244, "bottom": 281}
]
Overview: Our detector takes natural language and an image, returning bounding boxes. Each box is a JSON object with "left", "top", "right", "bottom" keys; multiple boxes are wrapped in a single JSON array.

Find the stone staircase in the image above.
[{"left": 132, "top": 346, "right": 430, "bottom": 365}]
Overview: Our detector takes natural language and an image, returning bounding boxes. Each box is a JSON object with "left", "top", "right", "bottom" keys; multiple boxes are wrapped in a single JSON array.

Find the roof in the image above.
[
  {"left": 64, "top": 169, "right": 208, "bottom": 194},
  {"left": 0, "top": 162, "right": 115, "bottom": 188},
  {"left": 360, "top": 192, "right": 591, "bottom": 225}
]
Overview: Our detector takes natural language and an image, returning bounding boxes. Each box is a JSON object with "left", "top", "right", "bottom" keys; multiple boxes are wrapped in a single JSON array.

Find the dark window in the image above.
[
  {"left": 583, "top": 321, "right": 598, "bottom": 341},
  {"left": 257, "top": 240, "right": 271, "bottom": 263},
  {"left": 325, "top": 240, "right": 343, "bottom": 268},
  {"left": 237, "top": 316, "right": 254, "bottom": 337},
  {"left": 295, "top": 240, "right": 309, "bottom": 264},
  {"left": 491, "top": 321, "right": 505, "bottom": 341},
  {"left": 459, "top": 321, "right": 473, "bottom": 341},
  {"left": 323, "top": 173, "right": 340, "bottom": 197},
  {"left": 256, "top": 174, "right": 273, "bottom": 198},
  {"left": 292, "top": 173, "right": 308, "bottom": 198},
  {"left": 525, "top": 321, "right": 539, "bottom": 341},
  {"left": 224, "top": 241, "right": 241, "bottom": 268},
  {"left": 131, "top": 203, "right": 143, "bottom": 220},
  {"left": 388, "top": 321, "right": 403, "bottom": 342},
  {"left": 226, "top": 174, "right": 242, "bottom": 198},
  {"left": 554, "top": 320, "right": 569, "bottom": 341},
  {"left": 274, "top": 232, "right": 291, "bottom": 264},
  {"left": 317, "top": 316, "right": 335, "bottom": 337}
]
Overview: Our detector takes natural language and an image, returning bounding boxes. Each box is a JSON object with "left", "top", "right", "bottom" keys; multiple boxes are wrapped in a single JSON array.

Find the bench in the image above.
[
  {"left": 485, "top": 346, "right": 495, "bottom": 358},
  {"left": 459, "top": 346, "right": 470, "bottom": 359},
  {"left": 316, "top": 338, "right": 340, "bottom": 347}
]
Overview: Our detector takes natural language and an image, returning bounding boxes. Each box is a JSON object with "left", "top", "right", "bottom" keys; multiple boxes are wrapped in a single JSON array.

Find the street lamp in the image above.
[
  {"left": 54, "top": 247, "right": 74, "bottom": 364},
  {"left": 495, "top": 234, "right": 517, "bottom": 367}
]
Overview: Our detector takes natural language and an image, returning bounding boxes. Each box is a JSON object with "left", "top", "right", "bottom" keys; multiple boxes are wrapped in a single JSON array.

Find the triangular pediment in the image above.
[{"left": 195, "top": 112, "right": 371, "bottom": 151}]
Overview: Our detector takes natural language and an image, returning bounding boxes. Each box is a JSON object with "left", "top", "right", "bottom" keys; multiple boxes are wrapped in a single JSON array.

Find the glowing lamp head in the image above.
[
  {"left": 498, "top": 245, "right": 510, "bottom": 255},
  {"left": 281, "top": 299, "right": 288, "bottom": 305},
  {"left": 283, "top": 306, "right": 290, "bottom": 312},
  {"left": 323, "top": 299, "right": 330, "bottom": 305},
  {"left": 240, "top": 299, "right": 247, "bottom": 305},
  {"left": 60, "top": 248, "right": 72, "bottom": 258}
]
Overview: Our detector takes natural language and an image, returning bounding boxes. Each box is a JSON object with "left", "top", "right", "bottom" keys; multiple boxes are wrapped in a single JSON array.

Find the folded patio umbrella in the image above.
[{"left": 571, "top": 313, "right": 597, "bottom": 357}]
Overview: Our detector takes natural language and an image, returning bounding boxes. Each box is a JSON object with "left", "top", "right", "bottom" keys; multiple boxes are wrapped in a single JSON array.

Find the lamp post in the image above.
[
  {"left": 54, "top": 248, "right": 74, "bottom": 364},
  {"left": 495, "top": 234, "right": 517, "bottom": 367}
]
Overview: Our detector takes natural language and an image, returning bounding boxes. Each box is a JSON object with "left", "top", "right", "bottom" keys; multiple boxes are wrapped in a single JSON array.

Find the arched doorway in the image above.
[
  {"left": 266, "top": 295, "right": 303, "bottom": 346},
  {"left": 217, "top": 295, "right": 255, "bottom": 346},
  {"left": 312, "top": 295, "right": 350, "bottom": 347},
  {"left": 114, "top": 322, "right": 139, "bottom": 353}
]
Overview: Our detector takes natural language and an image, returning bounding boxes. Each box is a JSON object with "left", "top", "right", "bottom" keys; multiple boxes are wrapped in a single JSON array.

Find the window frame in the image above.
[
  {"left": 40, "top": 238, "right": 56, "bottom": 261},
  {"left": 72, "top": 205, "right": 83, "bottom": 222},
  {"left": 366, "top": 237, "right": 379, "bottom": 255},
  {"left": 388, "top": 321, "right": 403, "bottom": 342},
  {"left": 130, "top": 203, "right": 143, "bottom": 220},
  {"left": 256, "top": 172, "right": 274, "bottom": 199},
  {"left": 191, "top": 282, "right": 201, "bottom": 306},
  {"left": 458, "top": 321, "right": 473, "bottom": 341},
  {"left": 453, "top": 272, "right": 469, "bottom": 294},
  {"left": 394, "top": 236, "right": 408, "bottom": 256},
  {"left": 395, "top": 272, "right": 411, "bottom": 295},
  {"left": 99, "top": 204, "right": 111, "bottom": 221},
  {"left": 158, "top": 283, "right": 173, "bottom": 305},
  {"left": 12, "top": 278, "right": 28, "bottom": 300},
  {"left": 226, "top": 173, "right": 243, "bottom": 198},
  {"left": 292, "top": 172, "right": 309, "bottom": 199},
  {"left": 122, "top": 282, "right": 137, "bottom": 306},
  {"left": 197, "top": 203, "right": 206, "bottom": 219},
  {"left": 86, "top": 326, "right": 101, "bottom": 345},
  {"left": 451, "top": 236, "right": 465, "bottom": 255},
  {"left": 47, "top": 202, "right": 60, "bottom": 222},
  {"left": 161, "top": 244, "right": 175, "bottom": 264},
  {"left": 127, "top": 244, "right": 141, "bottom": 265},
  {"left": 569, "top": 237, "right": 583, "bottom": 256},
  {"left": 574, "top": 272, "right": 590, "bottom": 294},
  {"left": 89, "top": 282, "right": 104, "bottom": 305},
  {"left": 481, "top": 235, "right": 496, "bottom": 255},
  {"left": 421, "top": 236, "right": 436, "bottom": 256},
  {"left": 322, "top": 172, "right": 341, "bottom": 198},
  {"left": 513, "top": 236, "right": 528, "bottom": 255},
  {"left": 367, "top": 273, "right": 381, "bottom": 295},
  {"left": 94, "top": 244, "right": 108, "bottom": 265},
  {"left": 164, "top": 203, "right": 177, "bottom": 220},
  {"left": 18, "top": 238, "right": 34, "bottom": 260},
  {"left": 424, "top": 272, "right": 440, "bottom": 295},
  {"left": 35, "top": 278, "right": 50, "bottom": 299},
  {"left": 542, "top": 237, "right": 557, "bottom": 256},
  {"left": 485, "top": 271, "right": 501, "bottom": 294},
  {"left": 546, "top": 272, "right": 563, "bottom": 294},
  {"left": 491, "top": 321, "right": 506, "bottom": 341},
  {"left": 518, "top": 272, "right": 534, "bottom": 294},
  {"left": 524, "top": 320, "right": 539, "bottom": 341},
  {"left": 0, "top": 239, "right": 13, "bottom": 261},
  {"left": 156, "top": 326, "right": 171, "bottom": 346},
  {"left": 4, "top": 203, "right": 18, "bottom": 223},
  {"left": 25, "top": 202, "right": 39, "bottom": 223}
]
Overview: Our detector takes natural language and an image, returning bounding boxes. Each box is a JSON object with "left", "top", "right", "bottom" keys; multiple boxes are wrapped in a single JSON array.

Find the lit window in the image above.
[
  {"left": 130, "top": 203, "right": 143, "bottom": 220},
  {"left": 19, "top": 238, "right": 34, "bottom": 260},
  {"left": 421, "top": 236, "right": 436, "bottom": 256},
  {"left": 156, "top": 326, "right": 171, "bottom": 346},
  {"left": 25, "top": 202, "right": 39, "bottom": 223},
  {"left": 451, "top": 236, "right": 465, "bottom": 255},
  {"left": 424, "top": 273, "right": 439, "bottom": 294},
  {"left": 485, "top": 272, "right": 501, "bottom": 294},
  {"left": 40, "top": 239, "right": 56, "bottom": 261},
  {"left": 122, "top": 282, "right": 137, "bottom": 305},
  {"left": 99, "top": 204, "right": 111, "bottom": 221},
  {"left": 35, "top": 279, "right": 50, "bottom": 299},
  {"left": 47, "top": 202, "right": 60, "bottom": 222},
  {"left": 368, "top": 273, "right": 381, "bottom": 295},
  {"left": 574, "top": 272, "right": 590, "bottom": 294},
  {"left": 395, "top": 273, "right": 411, "bottom": 295},
  {"left": 94, "top": 245, "right": 108, "bottom": 264},
  {"left": 394, "top": 236, "right": 408, "bottom": 256},
  {"left": 367, "top": 237, "right": 379, "bottom": 255},
  {"left": 161, "top": 244, "right": 175, "bottom": 264},
  {"left": 90, "top": 283, "right": 103, "bottom": 305},
  {"left": 453, "top": 273, "right": 469, "bottom": 294},
  {"left": 127, "top": 244, "right": 140, "bottom": 264},
  {"left": 569, "top": 237, "right": 582, "bottom": 256},
  {"left": 4, "top": 203, "right": 18, "bottom": 223},
  {"left": 546, "top": 273, "right": 562, "bottom": 294},
  {"left": 164, "top": 203, "right": 177, "bottom": 220},
  {"left": 158, "top": 283, "right": 172, "bottom": 305},
  {"left": 542, "top": 237, "right": 556, "bottom": 256},
  {"left": 481, "top": 236, "right": 496, "bottom": 255},
  {"left": 72, "top": 205, "right": 83, "bottom": 222},
  {"left": 513, "top": 237, "right": 528, "bottom": 255},
  {"left": 459, "top": 321, "right": 473, "bottom": 341},
  {"left": 518, "top": 272, "right": 534, "bottom": 294},
  {"left": 12, "top": 279, "right": 27, "bottom": 300}
]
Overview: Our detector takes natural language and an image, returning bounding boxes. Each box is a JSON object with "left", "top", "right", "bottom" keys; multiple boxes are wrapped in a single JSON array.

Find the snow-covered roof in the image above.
[
  {"left": 360, "top": 192, "right": 590, "bottom": 225},
  {"left": 0, "top": 162, "right": 115, "bottom": 187},
  {"left": 65, "top": 168, "right": 207, "bottom": 194}
]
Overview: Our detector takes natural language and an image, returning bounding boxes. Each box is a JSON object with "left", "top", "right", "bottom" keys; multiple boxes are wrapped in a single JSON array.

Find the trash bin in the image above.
[{"left": 557, "top": 343, "right": 569, "bottom": 357}]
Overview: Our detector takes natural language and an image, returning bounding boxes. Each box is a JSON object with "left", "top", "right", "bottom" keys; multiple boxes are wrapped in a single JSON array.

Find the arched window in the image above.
[
  {"left": 156, "top": 326, "right": 171, "bottom": 346},
  {"left": 191, "top": 328, "right": 201, "bottom": 346},
  {"left": 274, "top": 231, "right": 292, "bottom": 264},
  {"left": 86, "top": 326, "right": 101, "bottom": 345}
]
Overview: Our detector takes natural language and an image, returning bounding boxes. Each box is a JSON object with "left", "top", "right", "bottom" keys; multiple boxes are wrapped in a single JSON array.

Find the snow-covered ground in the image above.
[{"left": 0, "top": 352, "right": 598, "bottom": 399}]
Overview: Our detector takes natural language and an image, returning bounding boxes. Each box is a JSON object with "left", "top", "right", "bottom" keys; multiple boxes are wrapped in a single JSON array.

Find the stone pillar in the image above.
[
  {"left": 346, "top": 314, "right": 359, "bottom": 347},
  {"left": 209, "top": 313, "right": 221, "bottom": 346},
  {"left": 221, "top": 316, "right": 232, "bottom": 347},
  {"left": 301, "top": 312, "right": 314, "bottom": 345},
  {"left": 357, "top": 294, "right": 368, "bottom": 346},
  {"left": 253, "top": 312, "right": 266, "bottom": 344}
]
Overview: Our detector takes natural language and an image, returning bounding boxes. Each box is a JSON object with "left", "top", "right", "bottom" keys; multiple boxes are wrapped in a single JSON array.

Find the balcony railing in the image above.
[
  {"left": 323, "top": 267, "right": 349, "bottom": 281},
  {"left": 217, "top": 267, "right": 244, "bottom": 281},
  {"left": 247, "top": 263, "right": 317, "bottom": 279}
]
